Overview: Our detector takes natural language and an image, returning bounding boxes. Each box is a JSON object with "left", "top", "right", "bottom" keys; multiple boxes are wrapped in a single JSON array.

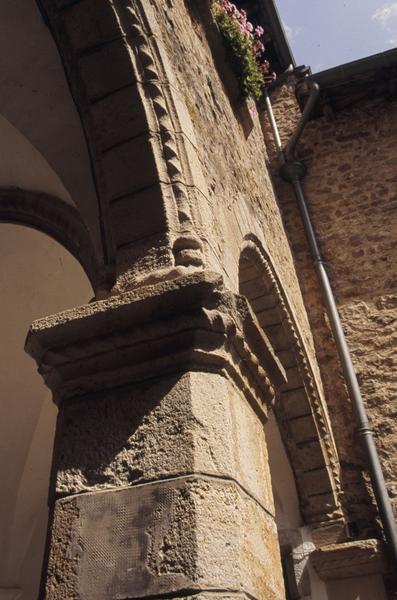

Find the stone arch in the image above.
[
  {"left": 239, "top": 235, "right": 345, "bottom": 538},
  {"left": 0, "top": 188, "right": 100, "bottom": 293},
  {"left": 37, "top": 0, "right": 209, "bottom": 290}
]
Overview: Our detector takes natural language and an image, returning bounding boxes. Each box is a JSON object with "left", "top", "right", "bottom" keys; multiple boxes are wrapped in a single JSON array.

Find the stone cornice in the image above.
[
  {"left": 26, "top": 272, "right": 285, "bottom": 417},
  {"left": 311, "top": 539, "right": 389, "bottom": 580}
]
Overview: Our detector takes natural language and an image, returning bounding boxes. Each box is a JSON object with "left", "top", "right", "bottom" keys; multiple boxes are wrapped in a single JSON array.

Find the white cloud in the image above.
[
  {"left": 372, "top": 2, "right": 397, "bottom": 28},
  {"left": 283, "top": 22, "right": 302, "bottom": 42},
  {"left": 388, "top": 38, "right": 397, "bottom": 45}
]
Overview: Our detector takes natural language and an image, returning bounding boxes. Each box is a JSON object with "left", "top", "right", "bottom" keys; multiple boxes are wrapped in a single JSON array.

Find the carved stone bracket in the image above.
[{"left": 311, "top": 538, "right": 389, "bottom": 580}]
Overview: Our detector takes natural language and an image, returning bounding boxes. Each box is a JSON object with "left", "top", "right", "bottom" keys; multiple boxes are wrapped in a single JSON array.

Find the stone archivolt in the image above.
[
  {"left": 240, "top": 237, "right": 345, "bottom": 537},
  {"left": 39, "top": 0, "right": 209, "bottom": 290},
  {"left": 0, "top": 188, "right": 100, "bottom": 290}
]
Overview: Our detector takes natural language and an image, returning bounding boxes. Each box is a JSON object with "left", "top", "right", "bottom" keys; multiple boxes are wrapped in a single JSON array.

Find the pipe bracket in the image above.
[{"left": 280, "top": 160, "right": 307, "bottom": 182}]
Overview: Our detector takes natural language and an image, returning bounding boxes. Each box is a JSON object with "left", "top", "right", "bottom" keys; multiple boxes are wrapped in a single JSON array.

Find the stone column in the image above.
[{"left": 26, "top": 272, "right": 286, "bottom": 600}]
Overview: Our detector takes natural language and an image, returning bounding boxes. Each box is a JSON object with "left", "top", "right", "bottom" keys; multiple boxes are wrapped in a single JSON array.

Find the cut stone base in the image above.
[{"left": 46, "top": 477, "right": 283, "bottom": 600}]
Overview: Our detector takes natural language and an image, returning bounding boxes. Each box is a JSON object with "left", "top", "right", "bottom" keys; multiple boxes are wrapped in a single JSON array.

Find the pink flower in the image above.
[
  {"left": 239, "top": 8, "right": 247, "bottom": 21},
  {"left": 246, "top": 21, "right": 254, "bottom": 32},
  {"left": 255, "top": 25, "right": 265, "bottom": 37},
  {"left": 260, "top": 60, "right": 270, "bottom": 72}
]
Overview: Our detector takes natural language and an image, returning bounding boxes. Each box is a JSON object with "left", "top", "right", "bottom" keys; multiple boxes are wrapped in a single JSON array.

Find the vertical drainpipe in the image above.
[{"left": 264, "top": 79, "right": 397, "bottom": 572}]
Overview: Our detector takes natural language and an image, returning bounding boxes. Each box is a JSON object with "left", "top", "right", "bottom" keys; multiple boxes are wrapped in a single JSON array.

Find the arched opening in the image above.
[
  {"left": 239, "top": 237, "right": 341, "bottom": 599},
  {"left": 0, "top": 0, "right": 102, "bottom": 263},
  {"left": 0, "top": 223, "right": 93, "bottom": 600}
]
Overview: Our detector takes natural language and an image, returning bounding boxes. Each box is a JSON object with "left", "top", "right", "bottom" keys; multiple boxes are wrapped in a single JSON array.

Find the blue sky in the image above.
[{"left": 275, "top": 0, "right": 397, "bottom": 72}]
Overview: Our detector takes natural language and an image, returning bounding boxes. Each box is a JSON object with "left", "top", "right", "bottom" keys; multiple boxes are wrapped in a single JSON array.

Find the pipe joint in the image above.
[
  {"left": 357, "top": 425, "right": 374, "bottom": 438},
  {"left": 280, "top": 160, "right": 307, "bottom": 182}
]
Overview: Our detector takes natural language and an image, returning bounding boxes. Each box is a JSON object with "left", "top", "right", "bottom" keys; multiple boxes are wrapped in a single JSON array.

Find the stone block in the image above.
[
  {"left": 288, "top": 414, "right": 319, "bottom": 445},
  {"left": 284, "top": 365, "right": 305, "bottom": 390},
  {"left": 53, "top": 372, "right": 274, "bottom": 512},
  {"left": 190, "top": 372, "right": 275, "bottom": 512},
  {"left": 89, "top": 84, "right": 153, "bottom": 152},
  {"left": 44, "top": 477, "right": 283, "bottom": 600},
  {"left": 63, "top": 0, "right": 121, "bottom": 52},
  {"left": 100, "top": 133, "right": 167, "bottom": 200},
  {"left": 115, "top": 232, "right": 174, "bottom": 285},
  {"left": 292, "top": 439, "right": 328, "bottom": 472},
  {"left": 300, "top": 466, "right": 334, "bottom": 496},
  {"left": 280, "top": 386, "right": 311, "bottom": 419},
  {"left": 256, "top": 305, "right": 281, "bottom": 328},
  {"left": 79, "top": 39, "right": 136, "bottom": 102},
  {"left": 265, "top": 323, "right": 292, "bottom": 352},
  {"left": 109, "top": 183, "right": 170, "bottom": 247},
  {"left": 311, "top": 538, "right": 388, "bottom": 580},
  {"left": 303, "top": 492, "right": 343, "bottom": 524}
]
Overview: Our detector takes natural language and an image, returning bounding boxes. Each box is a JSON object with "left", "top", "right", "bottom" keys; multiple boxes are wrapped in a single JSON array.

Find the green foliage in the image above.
[
  {"left": 213, "top": 1, "right": 273, "bottom": 101},
  {"left": 215, "top": 9, "right": 264, "bottom": 100}
]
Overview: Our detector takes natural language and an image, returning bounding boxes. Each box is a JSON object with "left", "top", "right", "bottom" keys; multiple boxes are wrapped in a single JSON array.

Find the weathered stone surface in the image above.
[
  {"left": 79, "top": 39, "right": 136, "bottom": 103},
  {"left": 62, "top": 0, "right": 120, "bottom": 52},
  {"left": 45, "top": 477, "right": 283, "bottom": 600},
  {"left": 16, "top": 0, "right": 397, "bottom": 597},
  {"left": 101, "top": 133, "right": 169, "bottom": 201},
  {"left": 52, "top": 371, "right": 274, "bottom": 511},
  {"left": 268, "top": 80, "right": 397, "bottom": 537},
  {"left": 44, "top": 498, "right": 80, "bottom": 600},
  {"left": 27, "top": 272, "right": 289, "bottom": 598},
  {"left": 26, "top": 272, "right": 282, "bottom": 412},
  {"left": 311, "top": 539, "right": 388, "bottom": 580},
  {"left": 27, "top": 274, "right": 281, "bottom": 511},
  {"left": 89, "top": 83, "right": 153, "bottom": 153},
  {"left": 109, "top": 183, "right": 171, "bottom": 248},
  {"left": 149, "top": 0, "right": 321, "bottom": 357}
]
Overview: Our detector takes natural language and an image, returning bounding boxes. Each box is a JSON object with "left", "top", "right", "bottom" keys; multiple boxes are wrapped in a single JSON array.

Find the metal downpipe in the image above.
[{"left": 265, "top": 80, "right": 397, "bottom": 570}]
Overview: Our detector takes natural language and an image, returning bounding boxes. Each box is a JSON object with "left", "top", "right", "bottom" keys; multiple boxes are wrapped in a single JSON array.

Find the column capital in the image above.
[{"left": 26, "top": 271, "right": 285, "bottom": 418}]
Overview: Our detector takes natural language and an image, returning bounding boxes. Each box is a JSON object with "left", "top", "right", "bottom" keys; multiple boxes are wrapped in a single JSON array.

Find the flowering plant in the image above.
[{"left": 213, "top": 0, "right": 275, "bottom": 101}]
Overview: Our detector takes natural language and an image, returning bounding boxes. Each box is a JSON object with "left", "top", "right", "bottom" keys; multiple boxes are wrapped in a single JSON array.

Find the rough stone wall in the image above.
[
  {"left": 269, "top": 84, "right": 397, "bottom": 536},
  {"left": 145, "top": 2, "right": 341, "bottom": 449},
  {"left": 151, "top": 1, "right": 313, "bottom": 334},
  {"left": 301, "top": 96, "right": 397, "bottom": 513}
]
